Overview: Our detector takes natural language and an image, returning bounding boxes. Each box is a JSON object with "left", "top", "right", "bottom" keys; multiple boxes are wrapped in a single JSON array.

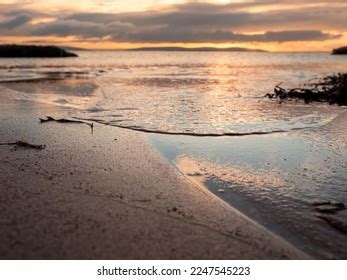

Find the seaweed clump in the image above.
[{"left": 265, "top": 73, "right": 347, "bottom": 106}]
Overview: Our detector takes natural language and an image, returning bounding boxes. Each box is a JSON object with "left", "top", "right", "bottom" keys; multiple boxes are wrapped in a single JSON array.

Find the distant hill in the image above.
[
  {"left": 129, "top": 47, "right": 266, "bottom": 52},
  {"left": 332, "top": 46, "right": 347, "bottom": 55},
  {"left": 0, "top": 45, "right": 78, "bottom": 58}
]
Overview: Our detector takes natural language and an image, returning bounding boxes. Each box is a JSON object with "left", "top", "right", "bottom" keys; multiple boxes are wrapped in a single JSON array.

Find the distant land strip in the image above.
[
  {"left": 0, "top": 45, "right": 77, "bottom": 58},
  {"left": 127, "top": 47, "right": 266, "bottom": 52}
]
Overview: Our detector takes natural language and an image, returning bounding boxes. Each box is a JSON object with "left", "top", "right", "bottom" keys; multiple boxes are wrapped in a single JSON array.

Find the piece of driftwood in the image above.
[
  {"left": 0, "top": 140, "right": 45, "bottom": 150},
  {"left": 265, "top": 73, "right": 347, "bottom": 105},
  {"left": 40, "top": 116, "right": 93, "bottom": 128}
]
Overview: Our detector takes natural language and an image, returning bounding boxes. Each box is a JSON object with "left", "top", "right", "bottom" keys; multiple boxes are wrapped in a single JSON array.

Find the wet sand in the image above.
[{"left": 0, "top": 98, "right": 306, "bottom": 259}]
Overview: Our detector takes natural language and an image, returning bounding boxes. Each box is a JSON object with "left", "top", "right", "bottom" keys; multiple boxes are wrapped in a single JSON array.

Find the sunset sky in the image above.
[{"left": 0, "top": 0, "right": 346, "bottom": 51}]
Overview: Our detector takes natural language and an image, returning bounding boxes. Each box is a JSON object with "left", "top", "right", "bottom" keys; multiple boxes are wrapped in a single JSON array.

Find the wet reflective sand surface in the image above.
[{"left": 150, "top": 113, "right": 347, "bottom": 258}]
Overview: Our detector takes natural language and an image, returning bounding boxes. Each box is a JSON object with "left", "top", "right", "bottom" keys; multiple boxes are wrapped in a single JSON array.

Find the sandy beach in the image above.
[
  {"left": 1, "top": 3, "right": 347, "bottom": 280},
  {"left": 0, "top": 96, "right": 307, "bottom": 259}
]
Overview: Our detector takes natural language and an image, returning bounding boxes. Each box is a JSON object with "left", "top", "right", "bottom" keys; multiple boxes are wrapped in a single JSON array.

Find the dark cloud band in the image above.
[{"left": 0, "top": 1, "right": 345, "bottom": 43}]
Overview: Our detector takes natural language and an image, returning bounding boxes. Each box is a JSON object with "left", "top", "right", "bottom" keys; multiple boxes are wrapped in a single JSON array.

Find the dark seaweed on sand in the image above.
[{"left": 265, "top": 73, "right": 347, "bottom": 105}]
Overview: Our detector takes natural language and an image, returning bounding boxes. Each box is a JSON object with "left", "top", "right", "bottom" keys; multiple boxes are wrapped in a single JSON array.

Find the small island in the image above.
[
  {"left": 332, "top": 46, "right": 347, "bottom": 55},
  {"left": 0, "top": 45, "right": 78, "bottom": 58}
]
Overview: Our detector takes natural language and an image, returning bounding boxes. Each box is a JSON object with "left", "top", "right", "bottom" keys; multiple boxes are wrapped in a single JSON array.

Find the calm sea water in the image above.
[
  {"left": 0, "top": 51, "right": 346, "bottom": 258},
  {"left": 1, "top": 51, "right": 346, "bottom": 134}
]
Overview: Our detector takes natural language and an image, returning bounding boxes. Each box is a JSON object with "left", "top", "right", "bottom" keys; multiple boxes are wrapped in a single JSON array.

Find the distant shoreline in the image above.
[
  {"left": 65, "top": 46, "right": 267, "bottom": 52},
  {"left": 72, "top": 49, "right": 332, "bottom": 54},
  {"left": 127, "top": 47, "right": 267, "bottom": 52},
  {"left": 1, "top": 44, "right": 344, "bottom": 54}
]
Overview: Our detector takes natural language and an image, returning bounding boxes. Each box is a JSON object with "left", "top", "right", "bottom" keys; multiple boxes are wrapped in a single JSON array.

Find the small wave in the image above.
[
  {"left": 0, "top": 65, "right": 67, "bottom": 70},
  {"left": 0, "top": 76, "right": 65, "bottom": 83},
  {"left": 54, "top": 98, "right": 69, "bottom": 105},
  {"left": 41, "top": 70, "right": 89, "bottom": 75},
  {"left": 116, "top": 107, "right": 138, "bottom": 111},
  {"left": 83, "top": 106, "right": 109, "bottom": 113},
  {"left": 73, "top": 116, "right": 313, "bottom": 137},
  {"left": 0, "top": 70, "right": 91, "bottom": 84}
]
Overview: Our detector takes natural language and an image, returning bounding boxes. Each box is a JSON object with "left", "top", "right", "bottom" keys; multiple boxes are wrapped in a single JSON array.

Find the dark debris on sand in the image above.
[
  {"left": 0, "top": 140, "right": 45, "bottom": 150},
  {"left": 265, "top": 73, "right": 347, "bottom": 105},
  {"left": 40, "top": 116, "right": 93, "bottom": 128}
]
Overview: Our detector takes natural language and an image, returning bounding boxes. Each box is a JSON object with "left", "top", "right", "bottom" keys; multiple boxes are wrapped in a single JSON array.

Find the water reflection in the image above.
[{"left": 149, "top": 115, "right": 347, "bottom": 258}]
